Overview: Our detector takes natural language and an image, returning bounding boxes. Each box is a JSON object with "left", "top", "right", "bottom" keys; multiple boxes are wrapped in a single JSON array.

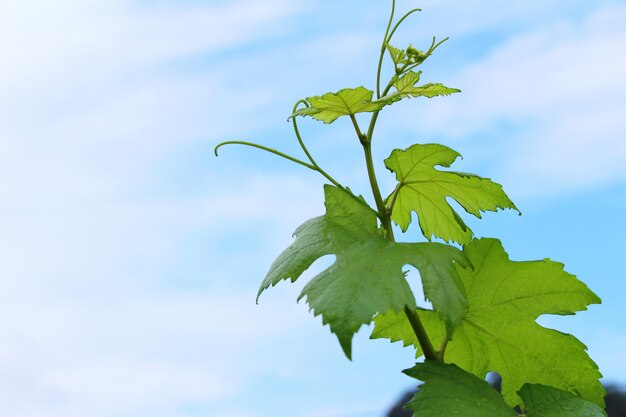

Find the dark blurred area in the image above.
[{"left": 386, "top": 378, "right": 626, "bottom": 417}]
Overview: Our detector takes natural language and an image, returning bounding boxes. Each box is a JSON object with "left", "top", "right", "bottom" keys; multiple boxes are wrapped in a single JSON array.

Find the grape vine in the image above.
[{"left": 215, "top": 2, "right": 605, "bottom": 415}]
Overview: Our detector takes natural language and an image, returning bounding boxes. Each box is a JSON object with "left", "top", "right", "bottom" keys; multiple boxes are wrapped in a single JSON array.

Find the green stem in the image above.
[
  {"left": 214, "top": 141, "right": 315, "bottom": 169},
  {"left": 376, "top": 0, "right": 396, "bottom": 98},
  {"left": 216, "top": 117, "right": 344, "bottom": 189},
  {"left": 316, "top": 167, "right": 343, "bottom": 190},
  {"left": 365, "top": 81, "right": 395, "bottom": 143},
  {"left": 401, "top": 36, "right": 450, "bottom": 74},
  {"left": 366, "top": 144, "right": 436, "bottom": 358},
  {"left": 438, "top": 335, "right": 450, "bottom": 360},
  {"left": 349, "top": 115, "right": 366, "bottom": 143},
  {"left": 362, "top": 141, "right": 439, "bottom": 358},
  {"left": 387, "top": 182, "right": 403, "bottom": 213},
  {"left": 362, "top": 126, "right": 437, "bottom": 361},
  {"left": 292, "top": 102, "right": 343, "bottom": 189},
  {"left": 405, "top": 306, "right": 439, "bottom": 361},
  {"left": 362, "top": 141, "right": 394, "bottom": 239},
  {"left": 387, "top": 8, "right": 421, "bottom": 43},
  {"left": 292, "top": 101, "right": 318, "bottom": 164},
  {"left": 364, "top": 5, "right": 439, "bottom": 354},
  {"left": 431, "top": 36, "right": 450, "bottom": 53},
  {"left": 334, "top": 0, "right": 440, "bottom": 361}
]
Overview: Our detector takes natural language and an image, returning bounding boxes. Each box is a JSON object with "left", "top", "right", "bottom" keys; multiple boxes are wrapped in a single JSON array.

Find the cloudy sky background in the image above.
[{"left": 1, "top": 1, "right": 625, "bottom": 416}]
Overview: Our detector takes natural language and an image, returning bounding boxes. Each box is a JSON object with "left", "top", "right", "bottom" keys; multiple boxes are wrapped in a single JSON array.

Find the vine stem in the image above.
[
  {"left": 362, "top": 140, "right": 394, "bottom": 237},
  {"left": 360, "top": 131, "right": 438, "bottom": 361},
  {"left": 214, "top": 141, "right": 315, "bottom": 169},
  {"left": 387, "top": 8, "right": 421, "bottom": 44},
  {"left": 438, "top": 335, "right": 449, "bottom": 360},
  {"left": 359, "top": 0, "right": 440, "bottom": 362},
  {"left": 401, "top": 36, "right": 449, "bottom": 75},
  {"left": 292, "top": 101, "right": 344, "bottom": 189},
  {"left": 387, "top": 182, "right": 403, "bottom": 213},
  {"left": 405, "top": 307, "right": 439, "bottom": 361},
  {"left": 214, "top": 112, "right": 344, "bottom": 189},
  {"left": 376, "top": 0, "right": 396, "bottom": 98}
]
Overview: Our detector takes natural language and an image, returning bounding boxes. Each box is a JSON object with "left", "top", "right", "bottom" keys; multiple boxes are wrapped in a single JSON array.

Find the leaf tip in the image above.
[
  {"left": 339, "top": 338, "right": 353, "bottom": 361},
  {"left": 256, "top": 286, "right": 266, "bottom": 304}
]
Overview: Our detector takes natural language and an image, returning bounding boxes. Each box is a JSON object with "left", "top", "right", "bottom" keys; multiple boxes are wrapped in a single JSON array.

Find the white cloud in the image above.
[
  {"left": 0, "top": 1, "right": 321, "bottom": 415},
  {"left": 0, "top": 0, "right": 305, "bottom": 85},
  {"left": 0, "top": 0, "right": 317, "bottom": 288},
  {"left": 0, "top": 283, "right": 311, "bottom": 416}
]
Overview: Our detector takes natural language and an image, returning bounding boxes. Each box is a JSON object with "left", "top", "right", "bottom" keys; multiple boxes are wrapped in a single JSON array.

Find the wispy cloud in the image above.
[{"left": 0, "top": 1, "right": 318, "bottom": 415}]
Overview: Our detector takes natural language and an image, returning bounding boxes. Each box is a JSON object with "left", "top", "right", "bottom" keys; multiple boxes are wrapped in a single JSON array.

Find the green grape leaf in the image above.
[
  {"left": 257, "top": 185, "right": 376, "bottom": 298},
  {"left": 519, "top": 384, "right": 606, "bottom": 417},
  {"left": 385, "top": 143, "right": 519, "bottom": 244},
  {"left": 403, "top": 361, "right": 518, "bottom": 417},
  {"left": 297, "top": 240, "right": 413, "bottom": 359},
  {"left": 372, "top": 238, "right": 604, "bottom": 408},
  {"left": 387, "top": 43, "right": 408, "bottom": 66},
  {"left": 259, "top": 185, "right": 468, "bottom": 358},
  {"left": 290, "top": 87, "right": 386, "bottom": 124},
  {"left": 391, "top": 70, "right": 461, "bottom": 100},
  {"left": 398, "top": 71, "right": 460, "bottom": 97}
]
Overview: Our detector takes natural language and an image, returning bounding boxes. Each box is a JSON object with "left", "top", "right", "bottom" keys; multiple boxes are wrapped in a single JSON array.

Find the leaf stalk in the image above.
[
  {"left": 404, "top": 306, "right": 439, "bottom": 361},
  {"left": 292, "top": 101, "right": 344, "bottom": 189},
  {"left": 361, "top": 140, "right": 394, "bottom": 239}
]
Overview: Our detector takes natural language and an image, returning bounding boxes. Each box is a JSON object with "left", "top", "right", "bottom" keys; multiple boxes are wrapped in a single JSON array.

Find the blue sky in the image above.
[{"left": 1, "top": 1, "right": 625, "bottom": 416}]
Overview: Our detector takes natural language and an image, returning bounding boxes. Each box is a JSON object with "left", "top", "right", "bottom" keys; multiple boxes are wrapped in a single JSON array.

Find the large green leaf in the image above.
[
  {"left": 385, "top": 143, "right": 519, "bottom": 244},
  {"left": 404, "top": 361, "right": 518, "bottom": 417},
  {"left": 290, "top": 87, "right": 385, "bottom": 124},
  {"left": 402, "top": 362, "right": 605, "bottom": 417},
  {"left": 372, "top": 238, "right": 604, "bottom": 407},
  {"left": 259, "top": 185, "right": 468, "bottom": 358}
]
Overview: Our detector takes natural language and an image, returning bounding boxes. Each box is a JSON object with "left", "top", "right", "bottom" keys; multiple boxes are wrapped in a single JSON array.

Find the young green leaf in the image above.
[
  {"left": 386, "top": 43, "right": 408, "bottom": 67},
  {"left": 403, "top": 361, "right": 518, "bottom": 417},
  {"left": 386, "top": 70, "right": 461, "bottom": 102},
  {"left": 290, "top": 87, "right": 386, "bottom": 124},
  {"left": 259, "top": 185, "right": 468, "bottom": 358},
  {"left": 385, "top": 143, "right": 519, "bottom": 244},
  {"left": 373, "top": 238, "right": 605, "bottom": 408},
  {"left": 519, "top": 384, "right": 606, "bottom": 417}
]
